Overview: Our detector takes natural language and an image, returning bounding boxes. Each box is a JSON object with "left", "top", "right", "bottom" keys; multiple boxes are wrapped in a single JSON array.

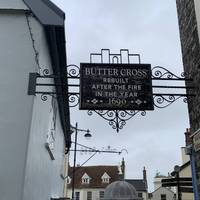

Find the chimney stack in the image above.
[
  {"left": 143, "top": 167, "right": 148, "bottom": 190},
  {"left": 143, "top": 166, "right": 147, "bottom": 181},
  {"left": 184, "top": 128, "right": 192, "bottom": 146}
]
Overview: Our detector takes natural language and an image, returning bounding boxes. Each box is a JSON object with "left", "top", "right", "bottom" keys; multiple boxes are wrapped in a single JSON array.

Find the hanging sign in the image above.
[{"left": 80, "top": 63, "right": 154, "bottom": 110}]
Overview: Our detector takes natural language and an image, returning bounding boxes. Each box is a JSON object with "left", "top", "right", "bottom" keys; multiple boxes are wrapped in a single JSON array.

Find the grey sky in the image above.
[{"left": 52, "top": 0, "right": 189, "bottom": 191}]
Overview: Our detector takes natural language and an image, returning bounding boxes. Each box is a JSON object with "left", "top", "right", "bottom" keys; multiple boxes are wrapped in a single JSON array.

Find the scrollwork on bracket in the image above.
[
  {"left": 41, "top": 93, "right": 56, "bottom": 102},
  {"left": 88, "top": 110, "right": 146, "bottom": 132},
  {"left": 41, "top": 94, "right": 48, "bottom": 101},
  {"left": 68, "top": 94, "right": 80, "bottom": 107},
  {"left": 153, "top": 95, "right": 187, "bottom": 108},
  {"left": 152, "top": 66, "right": 185, "bottom": 79},
  {"left": 42, "top": 68, "right": 55, "bottom": 77},
  {"left": 43, "top": 68, "right": 50, "bottom": 76},
  {"left": 67, "top": 64, "right": 80, "bottom": 78}
]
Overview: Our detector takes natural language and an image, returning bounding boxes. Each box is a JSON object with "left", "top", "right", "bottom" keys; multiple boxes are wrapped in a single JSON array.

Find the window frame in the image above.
[{"left": 87, "top": 191, "right": 92, "bottom": 200}]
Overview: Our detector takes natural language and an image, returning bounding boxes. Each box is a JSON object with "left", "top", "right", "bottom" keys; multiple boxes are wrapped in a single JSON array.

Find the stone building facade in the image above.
[
  {"left": 176, "top": 0, "right": 200, "bottom": 197},
  {"left": 176, "top": 0, "right": 200, "bottom": 132}
]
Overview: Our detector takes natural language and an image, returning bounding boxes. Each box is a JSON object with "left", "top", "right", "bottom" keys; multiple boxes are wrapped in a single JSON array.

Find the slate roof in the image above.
[
  {"left": 125, "top": 179, "right": 147, "bottom": 192},
  {"left": 68, "top": 165, "right": 120, "bottom": 189}
]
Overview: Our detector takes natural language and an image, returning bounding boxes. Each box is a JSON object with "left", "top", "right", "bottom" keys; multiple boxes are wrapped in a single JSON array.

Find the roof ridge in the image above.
[{"left": 70, "top": 165, "right": 118, "bottom": 168}]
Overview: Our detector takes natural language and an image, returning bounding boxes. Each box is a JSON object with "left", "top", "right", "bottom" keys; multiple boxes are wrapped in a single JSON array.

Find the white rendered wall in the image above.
[
  {"left": 151, "top": 187, "right": 174, "bottom": 200},
  {"left": 0, "top": 5, "right": 66, "bottom": 200},
  {"left": 181, "top": 147, "right": 190, "bottom": 165},
  {"left": 0, "top": 0, "right": 28, "bottom": 9},
  {"left": 153, "top": 177, "right": 163, "bottom": 190},
  {"left": 0, "top": 10, "right": 35, "bottom": 200}
]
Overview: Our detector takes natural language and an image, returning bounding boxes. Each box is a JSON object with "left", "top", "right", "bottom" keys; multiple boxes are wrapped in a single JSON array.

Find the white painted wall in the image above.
[
  {"left": 153, "top": 176, "right": 163, "bottom": 190},
  {"left": 181, "top": 147, "right": 190, "bottom": 165},
  {"left": 0, "top": 10, "right": 35, "bottom": 200},
  {"left": 0, "top": 0, "right": 28, "bottom": 9},
  {"left": 150, "top": 187, "right": 175, "bottom": 200},
  {"left": 0, "top": 3, "right": 66, "bottom": 200}
]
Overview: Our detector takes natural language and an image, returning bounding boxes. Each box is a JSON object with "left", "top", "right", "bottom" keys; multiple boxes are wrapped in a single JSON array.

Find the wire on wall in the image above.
[{"left": 25, "top": 12, "right": 41, "bottom": 73}]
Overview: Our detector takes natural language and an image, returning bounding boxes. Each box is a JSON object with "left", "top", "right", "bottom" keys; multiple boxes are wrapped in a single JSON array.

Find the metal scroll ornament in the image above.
[
  {"left": 68, "top": 94, "right": 80, "bottom": 107},
  {"left": 151, "top": 66, "right": 185, "bottom": 79},
  {"left": 88, "top": 110, "right": 146, "bottom": 132},
  {"left": 153, "top": 95, "right": 187, "bottom": 109},
  {"left": 40, "top": 69, "right": 57, "bottom": 101},
  {"left": 67, "top": 64, "right": 80, "bottom": 107},
  {"left": 152, "top": 66, "right": 191, "bottom": 108},
  {"left": 67, "top": 64, "right": 80, "bottom": 78}
]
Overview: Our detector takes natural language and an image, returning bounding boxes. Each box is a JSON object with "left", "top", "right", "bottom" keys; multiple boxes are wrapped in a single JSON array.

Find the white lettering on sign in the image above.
[
  {"left": 85, "top": 68, "right": 119, "bottom": 76},
  {"left": 119, "top": 68, "right": 148, "bottom": 78},
  {"left": 80, "top": 63, "right": 153, "bottom": 110},
  {"left": 102, "top": 77, "right": 129, "bottom": 84},
  {"left": 92, "top": 84, "right": 112, "bottom": 90},
  {"left": 85, "top": 67, "right": 148, "bottom": 78}
]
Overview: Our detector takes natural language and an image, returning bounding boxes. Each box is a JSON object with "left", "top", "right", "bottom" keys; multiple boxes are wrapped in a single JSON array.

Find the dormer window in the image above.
[
  {"left": 101, "top": 172, "right": 111, "bottom": 183},
  {"left": 82, "top": 173, "right": 90, "bottom": 184}
]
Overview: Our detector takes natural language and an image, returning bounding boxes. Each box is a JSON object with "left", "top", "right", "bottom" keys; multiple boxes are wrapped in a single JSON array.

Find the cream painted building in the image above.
[
  {"left": 67, "top": 165, "right": 120, "bottom": 200},
  {"left": 67, "top": 162, "right": 148, "bottom": 200},
  {"left": 149, "top": 174, "right": 175, "bottom": 200}
]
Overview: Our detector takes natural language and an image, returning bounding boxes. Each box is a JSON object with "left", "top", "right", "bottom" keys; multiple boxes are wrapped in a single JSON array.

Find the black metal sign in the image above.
[{"left": 80, "top": 63, "right": 154, "bottom": 110}]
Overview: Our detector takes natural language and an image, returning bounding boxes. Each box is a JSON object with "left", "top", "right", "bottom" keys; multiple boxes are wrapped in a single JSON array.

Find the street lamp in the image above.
[{"left": 71, "top": 122, "right": 92, "bottom": 200}]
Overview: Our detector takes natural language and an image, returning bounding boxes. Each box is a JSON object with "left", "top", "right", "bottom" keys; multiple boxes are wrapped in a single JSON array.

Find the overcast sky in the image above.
[{"left": 52, "top": 0, "right": 189, "bottom": 191}]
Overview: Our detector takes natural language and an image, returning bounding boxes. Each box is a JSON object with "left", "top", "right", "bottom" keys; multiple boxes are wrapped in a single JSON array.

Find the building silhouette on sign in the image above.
[{"left": 0, "top": 0, "right": 70, "bottom": 200}]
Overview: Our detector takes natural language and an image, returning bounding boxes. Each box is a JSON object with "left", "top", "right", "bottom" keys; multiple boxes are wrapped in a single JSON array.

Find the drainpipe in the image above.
[
  {"left": 190, "top": 148, "right": 199, "bottom": 200},
  {"left": 186, "top": 145, "right": 199, "bottom": 200}
]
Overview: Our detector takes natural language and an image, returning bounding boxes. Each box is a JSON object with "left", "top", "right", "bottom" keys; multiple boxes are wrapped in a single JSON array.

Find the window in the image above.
[
  {"left": 102, "top": 178, "right": 109, "bottom": 183},
  {"left": 138, "top": 193, "right": 143, "bottom": 198},
  {"left": 82, "top": 173, "right": 90, "bottom": 184},
  {"left": 82, "top": 178, "right": 90, "bottom": 184},
  {"left": 87, "top": 191, "right": 92, "bottom": 200},
  {"left": 101, "top": 172, "right": 110, "bottom": 183},
  {"left": 161, "top": 194, "right": 166, "bottom": 200},
  {"left": 75, "top": 192, "right": 80, "bottom": 200},
  {"left": 99, "top": 191, "right": 104, "bottom": 199}
]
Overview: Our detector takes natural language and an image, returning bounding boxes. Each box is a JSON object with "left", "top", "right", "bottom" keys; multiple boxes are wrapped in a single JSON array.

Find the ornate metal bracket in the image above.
[
  {"left": 66, "top": 49, "right": 195, "bottom": 132},
  {"left": 151, "top": 66, "right": 194, "bottom": 108},
  {"left": 28, "top": 69, "right": 58, "bottom": 101},
  {"left": 28, "top": 49, "right": 195, "bottom": 132},
  {"left": 67, "top": 64, "right": 80, "bottom": 107},
  {"left": 88, "top": 110, "right": 146, "bottom": 132}
]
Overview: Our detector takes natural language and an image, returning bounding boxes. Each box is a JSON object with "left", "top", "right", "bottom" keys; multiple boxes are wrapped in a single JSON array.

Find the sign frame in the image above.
[{"left": 80, "top": 63, "right": 154, "bottom": 111}]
